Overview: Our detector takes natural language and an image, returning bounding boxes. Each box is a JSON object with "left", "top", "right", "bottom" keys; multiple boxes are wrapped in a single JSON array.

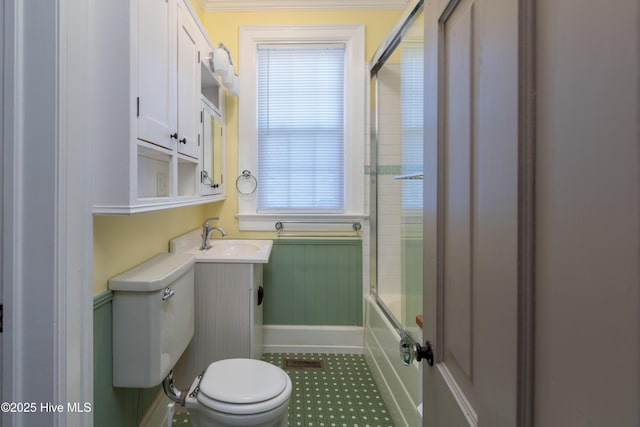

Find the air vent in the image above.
[{"left": 282, "top": 359, "right": 323, "bottom": 370}]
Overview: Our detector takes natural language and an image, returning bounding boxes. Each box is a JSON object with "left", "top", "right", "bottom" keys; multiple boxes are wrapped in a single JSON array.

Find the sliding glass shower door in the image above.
[{"left": 370, "top": 1, "right": 424, "bottom": 340}]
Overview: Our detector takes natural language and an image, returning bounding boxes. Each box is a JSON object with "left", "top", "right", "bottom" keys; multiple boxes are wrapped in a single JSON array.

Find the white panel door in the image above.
[
  {"left": 137, "top": 0, "right": 177, "bottom": 149},
  {"left": 422, "top": 0, "right": 521, "bottom": 425},
  {"left": 176, "top": 4, "right": 200, "bottom": 159}
]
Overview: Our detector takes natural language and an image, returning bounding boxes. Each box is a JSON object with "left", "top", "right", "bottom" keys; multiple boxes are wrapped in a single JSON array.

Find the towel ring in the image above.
[{"left": 236, "top": 170, "right": 257, "bottom": 195}]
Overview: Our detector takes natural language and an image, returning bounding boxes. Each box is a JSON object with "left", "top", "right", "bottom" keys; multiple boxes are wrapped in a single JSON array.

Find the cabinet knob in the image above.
[
  {"left": 179, "top": 138, "right": 187, "bottom": 144},
  {"left": 170, "top": 132, "right": 178, "bottom": 140},
  {"left": 257, "top": 286, "right": 264, "bottom": 306}
]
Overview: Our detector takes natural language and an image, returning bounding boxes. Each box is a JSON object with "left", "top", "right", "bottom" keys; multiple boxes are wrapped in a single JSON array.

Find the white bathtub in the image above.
[
  {"left": 364, "top": 295, "right": 421, "bottom": 427},
  {"left": 376, "top": 293, "right": 422, "bottom": 343},
  {"left": 377, "top": 293, "right": 402, "bottom": 321}
]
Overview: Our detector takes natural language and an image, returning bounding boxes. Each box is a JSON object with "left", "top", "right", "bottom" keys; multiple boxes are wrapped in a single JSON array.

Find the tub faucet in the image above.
[{"left": 200, "top": 217, "right": 227, "bottom": 250}]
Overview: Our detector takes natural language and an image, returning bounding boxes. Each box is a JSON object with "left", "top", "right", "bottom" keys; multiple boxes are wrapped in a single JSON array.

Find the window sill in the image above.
[{"left": 236, "top": 213, "right": 368, "bottom": 232}]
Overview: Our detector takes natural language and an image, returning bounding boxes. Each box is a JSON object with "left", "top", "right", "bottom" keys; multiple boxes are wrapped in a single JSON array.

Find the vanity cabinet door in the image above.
[
  {"left": 251, "top": 264, "right": 264, "bottom": 359},
  {"left": 136, "top": 0, "right": 177, "bottom": 150},
  {"left": 172, "top": 263, "right": 261, "bottom": 390}
]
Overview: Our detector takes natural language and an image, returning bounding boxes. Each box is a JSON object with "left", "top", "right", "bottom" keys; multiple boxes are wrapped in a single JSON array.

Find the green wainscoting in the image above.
[
  {"left": 93, "top": 291, "right": 161, "bottom": 427},
  {"left": 263, "top": 239, "right": 363, "bottom": 326}
]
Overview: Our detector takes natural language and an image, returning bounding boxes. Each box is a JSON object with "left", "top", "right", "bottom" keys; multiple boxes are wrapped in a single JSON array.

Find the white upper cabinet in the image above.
[
  {"left": 92, "top": 0, "right": 226, "bottom": 214},
  {"left": 137, "top": 0, "right": 177, "bottom": 150},
  {"left": 176, "top": 6, "right": 201, "bottom": 159}
]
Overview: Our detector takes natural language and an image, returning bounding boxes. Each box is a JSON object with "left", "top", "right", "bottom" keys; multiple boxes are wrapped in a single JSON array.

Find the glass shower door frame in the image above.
[{"left": 369, "top": 0, "right": 424, "bottom": 341}]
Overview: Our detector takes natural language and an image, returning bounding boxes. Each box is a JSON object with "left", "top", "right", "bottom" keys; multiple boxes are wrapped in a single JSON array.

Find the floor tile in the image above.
[
  {"left": 171, "top": 353, "right": 394, "bottom": 427},
  {"left": 263, "top": 353, "right": 395, "bottom": 427}
]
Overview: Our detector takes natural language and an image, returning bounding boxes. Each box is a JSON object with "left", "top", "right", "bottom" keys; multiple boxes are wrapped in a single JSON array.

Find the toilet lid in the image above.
[{"left": 199, "top": 359, "right": 288, "bottom": 404}]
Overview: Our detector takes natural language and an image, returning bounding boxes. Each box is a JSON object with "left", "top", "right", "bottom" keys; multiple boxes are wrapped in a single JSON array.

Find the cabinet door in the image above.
[
  {"left": 176, "top": 6, "right": 200, "bottom": 159},
  {"left": 137, "top": 0, "right": 177, "bottom": 149},
  {"left": 252, "top": 264, "right": 263, "bottom": 359}
]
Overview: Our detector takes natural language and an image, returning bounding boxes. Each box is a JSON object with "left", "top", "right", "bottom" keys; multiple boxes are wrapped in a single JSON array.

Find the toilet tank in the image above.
[{"left": 109, "top": 253, "right": 195, "bottom": 388}]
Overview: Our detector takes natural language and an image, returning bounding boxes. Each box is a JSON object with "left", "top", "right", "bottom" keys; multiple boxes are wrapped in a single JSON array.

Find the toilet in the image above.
[
  {"left": 185, "top": 358, "right": 291, "bottom": 427},
  {"left": 108, "top": 253, "right": 291, "bottom": 427}
]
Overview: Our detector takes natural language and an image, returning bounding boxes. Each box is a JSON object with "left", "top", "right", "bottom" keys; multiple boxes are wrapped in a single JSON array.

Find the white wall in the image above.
[{"left": 2, "top": 1, "right": 93, "bottom": 425}]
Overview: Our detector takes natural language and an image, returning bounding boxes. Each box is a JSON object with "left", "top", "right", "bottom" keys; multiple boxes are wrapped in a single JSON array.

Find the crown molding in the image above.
[{"left": 199, "top": 0, "right": 409, "bottom": 12}]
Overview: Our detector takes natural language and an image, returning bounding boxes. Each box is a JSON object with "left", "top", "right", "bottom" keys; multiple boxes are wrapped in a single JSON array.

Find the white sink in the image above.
[
  {"left": 169, "top": 230, "right": 273, "bottom": 263},
  {"left": 187, "top": 239, "right": 273, "bottom": 264},
  {"left": 206, "top": 240, "right": 262, "bottom": 257}
]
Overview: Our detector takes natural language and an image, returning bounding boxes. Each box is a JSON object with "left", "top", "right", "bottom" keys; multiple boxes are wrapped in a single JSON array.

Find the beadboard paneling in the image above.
[
  {"left": 173, "top": 263, "right": 262, "bottom": 390},
  {"left": 263, "top": 239, "right": 363, "bottom": 326},
  {"left": 93, "top": 291, "right": 161, "bottom": 427}
]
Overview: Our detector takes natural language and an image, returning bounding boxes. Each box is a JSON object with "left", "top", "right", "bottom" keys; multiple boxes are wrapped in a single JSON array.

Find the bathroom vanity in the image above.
[
  {"left": 192, "top": 263, "right": 263, "bottom": 360},
  {"left": 170, "top": 231, "right": 273, "bottom": 389}
]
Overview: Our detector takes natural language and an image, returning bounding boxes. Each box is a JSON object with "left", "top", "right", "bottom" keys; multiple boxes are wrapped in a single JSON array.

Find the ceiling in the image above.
[{"left": 198, "top": 0, "right": 410, "bottom": 12}]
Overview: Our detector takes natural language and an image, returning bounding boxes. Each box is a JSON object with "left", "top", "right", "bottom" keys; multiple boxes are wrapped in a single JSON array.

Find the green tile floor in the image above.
[{"left": 172, "top": 353, "right": 394, "bottom": 427}]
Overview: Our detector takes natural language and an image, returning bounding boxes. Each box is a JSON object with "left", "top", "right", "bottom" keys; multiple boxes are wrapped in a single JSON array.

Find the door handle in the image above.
[
  {"left": 400, "top": 334, "right": 434, "bottom": 367},
  {"left": 415, "top": 340, "right": 434, "bottom": 366}
]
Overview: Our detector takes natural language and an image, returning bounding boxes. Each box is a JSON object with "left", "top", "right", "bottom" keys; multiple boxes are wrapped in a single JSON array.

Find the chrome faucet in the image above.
[{"left": 200, "top": 217, "right": 227, "bottom": 250}]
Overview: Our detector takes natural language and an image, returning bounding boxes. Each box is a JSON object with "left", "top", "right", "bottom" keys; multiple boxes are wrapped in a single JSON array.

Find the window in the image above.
[
  {"left": 238, "top": 25, "right": 365, "bottom": 230},
  {"left": 257, "top": 44, "right": 345, "bottom": 212},
  {"left": 401, "top": 42, "right": 424, "bottom": 211}
]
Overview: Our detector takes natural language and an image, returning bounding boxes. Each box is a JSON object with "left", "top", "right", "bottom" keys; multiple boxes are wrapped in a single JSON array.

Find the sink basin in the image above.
[
  {"left": 187, "top": 239, "right": 273, "bottom": 264},
  {"left": 169, "top": 230, "right": 273, "bottom": 264},
  {"left": 206, "top": 241, "right": 262, "bottom": 257}
]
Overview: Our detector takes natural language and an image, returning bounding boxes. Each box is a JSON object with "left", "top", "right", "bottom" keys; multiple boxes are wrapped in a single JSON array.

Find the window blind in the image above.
[
  {"left": 256, "top": 44, "right": 346, "bottom": 213},
  {"left": 401, "top": 43, "right": 424, "bottom": 210}
]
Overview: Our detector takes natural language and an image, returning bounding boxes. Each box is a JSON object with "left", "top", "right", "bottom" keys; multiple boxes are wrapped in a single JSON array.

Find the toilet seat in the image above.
[{"left": 197, "top": 359, "right": 291, "bottom": 415}]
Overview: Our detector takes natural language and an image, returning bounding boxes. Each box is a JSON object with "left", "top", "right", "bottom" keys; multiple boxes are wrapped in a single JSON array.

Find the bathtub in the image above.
[
  {"left": 377, "top": 293, "right": 402, "bottom": 321},
  {"left": 376, "top": 293, "right": 422, "bottom": 344},
  {"left": 364, "top": 295, "right": 421, "bottom": 427}
]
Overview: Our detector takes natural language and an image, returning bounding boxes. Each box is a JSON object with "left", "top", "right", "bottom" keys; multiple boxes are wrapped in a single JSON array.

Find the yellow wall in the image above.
[
  {"left": 93, "top": 8, "right": 401, "bottom": 296},
  {"left": 93, "top": 203, "right": 222, "bottom": 295},
  {"left": 199, "top": 9, "right": 402, "bottom": 237},
  {"left": 188, "top": 0, "right": 205, "bottom": 22}
]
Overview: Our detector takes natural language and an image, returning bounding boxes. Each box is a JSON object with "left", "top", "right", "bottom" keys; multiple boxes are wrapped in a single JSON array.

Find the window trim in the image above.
[{"left": 238, "top": 25, "right": 366, "bottom": 231}]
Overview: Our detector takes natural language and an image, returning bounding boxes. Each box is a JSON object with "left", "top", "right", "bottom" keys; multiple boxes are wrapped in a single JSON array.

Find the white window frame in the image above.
[{"left": 238, "top": 25, "right": 366, "bottom": 231}]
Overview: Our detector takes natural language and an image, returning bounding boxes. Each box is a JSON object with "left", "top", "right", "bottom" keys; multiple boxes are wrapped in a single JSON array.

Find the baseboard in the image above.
[
  {"left": 262, "top": 325, "right": 364, "bottom": 354},
  {"left": 139, "top": 390, "right": 172, "bottom": 427}
]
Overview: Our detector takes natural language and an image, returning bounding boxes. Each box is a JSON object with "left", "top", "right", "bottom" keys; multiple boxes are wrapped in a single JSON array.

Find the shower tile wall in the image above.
[{"left": 376, "top": 63, "right": 403, "bottom": 312}]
